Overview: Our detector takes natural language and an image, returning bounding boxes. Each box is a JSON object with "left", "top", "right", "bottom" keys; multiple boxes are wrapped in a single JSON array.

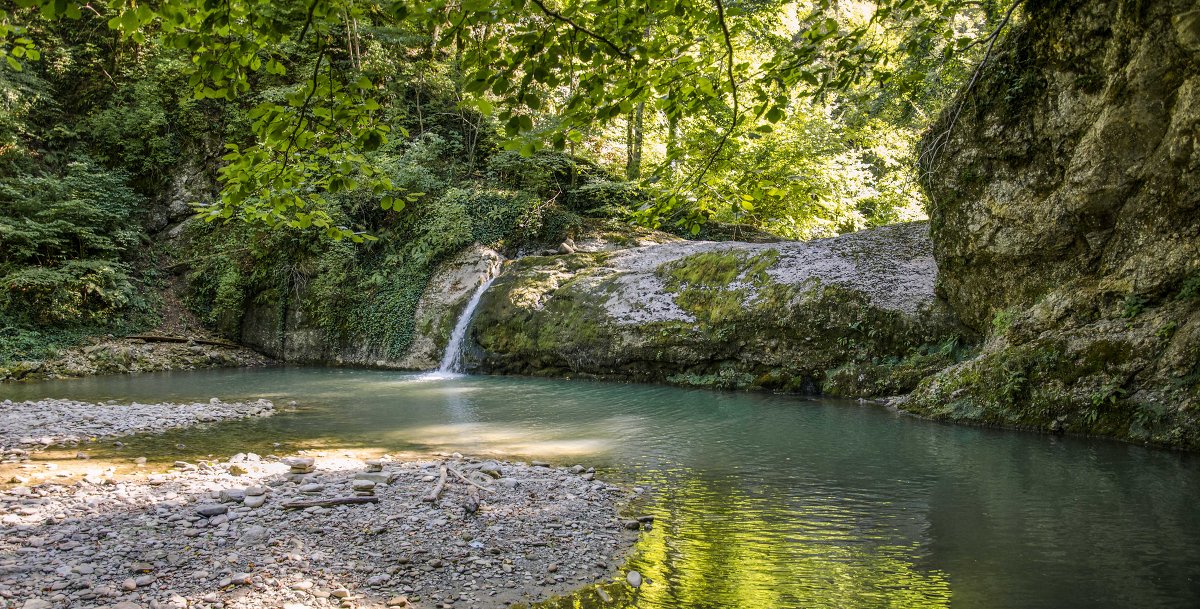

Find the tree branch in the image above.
[
  {"left": 920, "top": 0, "right": 1024, "bottom": 176},
  {"left": 528, "top": 0, "right": 630, "bottom": 60},
  {"left": 689, "top": 0, "right": 739, "bottom": 187},
  {"left": 274, "top": 43, "right": 326, "bottom": 182},
  {"left": 296, "top": 0, "right": 321, "bottom": 45}
]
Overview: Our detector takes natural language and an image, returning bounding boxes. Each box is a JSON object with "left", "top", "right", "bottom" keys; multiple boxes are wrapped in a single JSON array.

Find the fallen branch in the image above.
[
  {"left": 282, "top": 496, "right": 379, "bottom": 509},
  {"left": 123, "top": 335, "right": 243, "bottom": 349},
  {"left": 449, "top": 467, "right": 494, "bottom": 493},
  {"left": 423, "top": 466, "right": 448, "bottom": 502}
]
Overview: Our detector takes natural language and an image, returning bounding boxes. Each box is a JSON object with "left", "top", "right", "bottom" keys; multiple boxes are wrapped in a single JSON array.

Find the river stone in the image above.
[
  {"left": 286, "top": 457, "right": 315, "bottom": 467},
  {"left": 195, "top": 504, "right": 227, "bottom": 517},
  {"left": 219, "top": 488, "right": 246, "bottom": 503},
  {"left": 626, "top": 570, "right": 642, "bottom": 588},
  {"left": 299, "top": 483, "right": 324, "bottom": 494},
  {"left": 244, "top": 494, "right": 266, "bottom": 508},
  {"left": 355, "top": 472, "right": 398, "bottom": 484},
  {"left": 352, "top": 479, "right": 377, "bottom": 492},
  {"left": 238, "top": 525, "right": 268, "bottom": 545}
]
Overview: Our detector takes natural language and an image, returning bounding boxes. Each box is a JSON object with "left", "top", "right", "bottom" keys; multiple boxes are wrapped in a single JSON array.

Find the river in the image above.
[{"left": 4, "top": 367, "right": 1198, "bottom": 608}]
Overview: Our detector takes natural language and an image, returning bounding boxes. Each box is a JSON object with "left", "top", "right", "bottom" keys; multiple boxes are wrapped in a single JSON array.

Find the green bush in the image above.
[
  {"left": 565, "top": 180, "right": 645, "bottom": 215},
  {"left": 485, "top": 150, "right": 620, "bottom": 198},
  {"left": 0, "top": 159, "right": 148, "bottom": 325}
]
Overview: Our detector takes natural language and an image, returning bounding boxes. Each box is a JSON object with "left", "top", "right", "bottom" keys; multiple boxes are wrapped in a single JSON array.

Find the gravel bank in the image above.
[
  {"left": 0, "top": 399, "right": 276, "bottom": 450},
  {"left": 1, "top": 453, "right": 638, "bottom": 609}
]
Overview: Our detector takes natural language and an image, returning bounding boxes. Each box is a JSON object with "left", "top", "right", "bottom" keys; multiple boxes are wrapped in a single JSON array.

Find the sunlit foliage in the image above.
[{"left": 2, "top": 0, "right": 1018, "bottom": 237}]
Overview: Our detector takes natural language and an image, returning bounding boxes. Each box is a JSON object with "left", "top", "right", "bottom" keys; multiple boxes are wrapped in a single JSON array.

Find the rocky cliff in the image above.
[
  {"left": 238, "top": 245, "right": 503, "bottom": 368},
  {"left": 904, "top": 0, "right": 1200, "bottom": 448},
  {"left": 468, "top": 222, "right": 966, "bottom": 394}
]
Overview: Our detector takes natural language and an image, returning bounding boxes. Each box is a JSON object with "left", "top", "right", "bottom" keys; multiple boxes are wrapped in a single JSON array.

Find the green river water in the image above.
[{"left": 4, "top": 367, "right": 1198, "bottom": 609}]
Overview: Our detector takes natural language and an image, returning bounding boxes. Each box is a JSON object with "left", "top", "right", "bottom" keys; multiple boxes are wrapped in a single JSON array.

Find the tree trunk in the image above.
[
  {"left": 666, "top": 109, "right": 679, "bottom": 178},
  {"left": 626, "top": 102, "right": 644, "bottom": 180}
]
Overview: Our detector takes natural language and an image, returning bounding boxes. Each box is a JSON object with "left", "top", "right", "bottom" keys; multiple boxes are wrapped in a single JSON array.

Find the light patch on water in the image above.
[
  {"left": 396, "top": 422, "right": 612, "bottom": 458},
  {"left": 412, "top": 372, "right": 465, "bottom": 382}
]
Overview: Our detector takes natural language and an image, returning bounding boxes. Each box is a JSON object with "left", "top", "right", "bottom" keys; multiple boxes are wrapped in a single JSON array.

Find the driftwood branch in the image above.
[
  {"left": 449, "top": 467, "right": 494, "bottom": 493},
  {"left": 423, "top": 466, "right": 448, "bottom": 502},
  {"left": 282, "top": 496, "right": 379, "bottom": 509},
  {"left": 124, "top": 335, "right": 242, "bottom": 349}
]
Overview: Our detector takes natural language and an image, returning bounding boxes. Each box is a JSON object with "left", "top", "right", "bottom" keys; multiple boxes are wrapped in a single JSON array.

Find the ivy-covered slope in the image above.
[
  {"left": 904, "top": 0, "right": 1200, "bottom": 449},
  {"left": 468, "top": 222, "right": 967, "bottom": 396}
]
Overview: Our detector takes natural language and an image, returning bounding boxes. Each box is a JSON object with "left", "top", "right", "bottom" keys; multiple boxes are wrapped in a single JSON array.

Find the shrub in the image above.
[
  {"left": 0, "top": 159, "right": 147, "bottom": 325},
  {"left": 565, "top": 180, "right": 645, "bottom": 215}
]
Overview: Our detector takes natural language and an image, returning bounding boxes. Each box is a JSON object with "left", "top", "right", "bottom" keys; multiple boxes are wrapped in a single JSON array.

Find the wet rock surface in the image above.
[{"left": 0, "top": 454, "right": 636, "bottom": 609}]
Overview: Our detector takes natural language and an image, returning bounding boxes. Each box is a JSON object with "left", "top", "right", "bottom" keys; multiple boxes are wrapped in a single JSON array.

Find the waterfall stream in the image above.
[{"left": 437, "top": 259, "right": 503, "bottom": 374}]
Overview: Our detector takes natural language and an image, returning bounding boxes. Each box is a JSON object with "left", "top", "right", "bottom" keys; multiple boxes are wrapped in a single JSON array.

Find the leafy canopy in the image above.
[{"left": 1, "top": 0, "right": 1011, "bottom": 237}]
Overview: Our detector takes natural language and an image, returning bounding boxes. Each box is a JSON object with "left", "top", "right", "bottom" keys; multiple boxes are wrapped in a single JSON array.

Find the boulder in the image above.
[{"left": 471, "top": 222, "right": 964, "bottom": 396}]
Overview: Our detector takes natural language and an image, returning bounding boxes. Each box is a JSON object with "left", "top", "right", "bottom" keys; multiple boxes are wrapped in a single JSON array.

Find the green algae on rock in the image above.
[{"left": 470, "top": 222, "right": 967, "bottom": 396}]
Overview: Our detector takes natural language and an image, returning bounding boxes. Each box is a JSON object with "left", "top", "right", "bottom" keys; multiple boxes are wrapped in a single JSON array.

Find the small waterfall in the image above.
[{"left": 437, "top": 260, "right": 503, "bottom": 374}]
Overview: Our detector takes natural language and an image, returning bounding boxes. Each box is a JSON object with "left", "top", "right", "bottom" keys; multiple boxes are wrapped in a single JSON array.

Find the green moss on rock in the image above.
[{"left": 472, "top": 222, "right": 965, "bottom": 397}]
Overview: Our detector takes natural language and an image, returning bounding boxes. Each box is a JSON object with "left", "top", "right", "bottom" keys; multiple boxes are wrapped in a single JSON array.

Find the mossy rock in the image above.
[{"left": 471, "top": 222, "right": 966, "bottom": 396}]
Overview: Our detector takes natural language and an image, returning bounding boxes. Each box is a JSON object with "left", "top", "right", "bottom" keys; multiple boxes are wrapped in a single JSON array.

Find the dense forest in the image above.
[
  {"left": 0, "top": 0, "right": 1010, "bottom": 362},
  {"left": 1, "top": 2, "right": 1198, "bottom": 608}
]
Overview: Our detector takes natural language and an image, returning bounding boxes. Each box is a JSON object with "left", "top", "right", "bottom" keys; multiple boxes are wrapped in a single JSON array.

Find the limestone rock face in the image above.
[
  {"left": 240, "top": 245, "right": 502, "bottom": 368},
  {"left": 907, "top": 0, "right": 1200, "bottom": 448},
  {"left": 396, "top": 245, "right": 504, "bottom": 369},
  {"left": 471, "top": 222, "right": 964, "bottom": 396},
  {"left": 149, "top": 140, "right": 223, "bottom": 235},
  {"left": 922, "top": 0, "right": 1199, "bottom": 329}
]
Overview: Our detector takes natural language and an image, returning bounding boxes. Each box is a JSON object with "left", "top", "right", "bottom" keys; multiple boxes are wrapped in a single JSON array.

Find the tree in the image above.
[{"left": 1, "top": 0, "right": 1019, "bottom": 238}]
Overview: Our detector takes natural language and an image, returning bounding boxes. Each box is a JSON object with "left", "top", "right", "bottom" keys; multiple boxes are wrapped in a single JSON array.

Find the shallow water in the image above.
[{"left": 4, "top": 367, "right": 1199, "bottom": 608}]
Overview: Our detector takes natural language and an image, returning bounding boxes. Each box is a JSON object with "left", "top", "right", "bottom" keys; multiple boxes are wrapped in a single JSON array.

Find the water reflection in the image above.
[{"left": 4, "top": 367, "right": 1199, "bottom": 608}]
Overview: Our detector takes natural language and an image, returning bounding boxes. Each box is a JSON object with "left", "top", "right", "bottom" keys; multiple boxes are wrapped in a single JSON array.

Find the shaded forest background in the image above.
[{"left": 0, "top": 0, "right": 1012, "bottom": 362}]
